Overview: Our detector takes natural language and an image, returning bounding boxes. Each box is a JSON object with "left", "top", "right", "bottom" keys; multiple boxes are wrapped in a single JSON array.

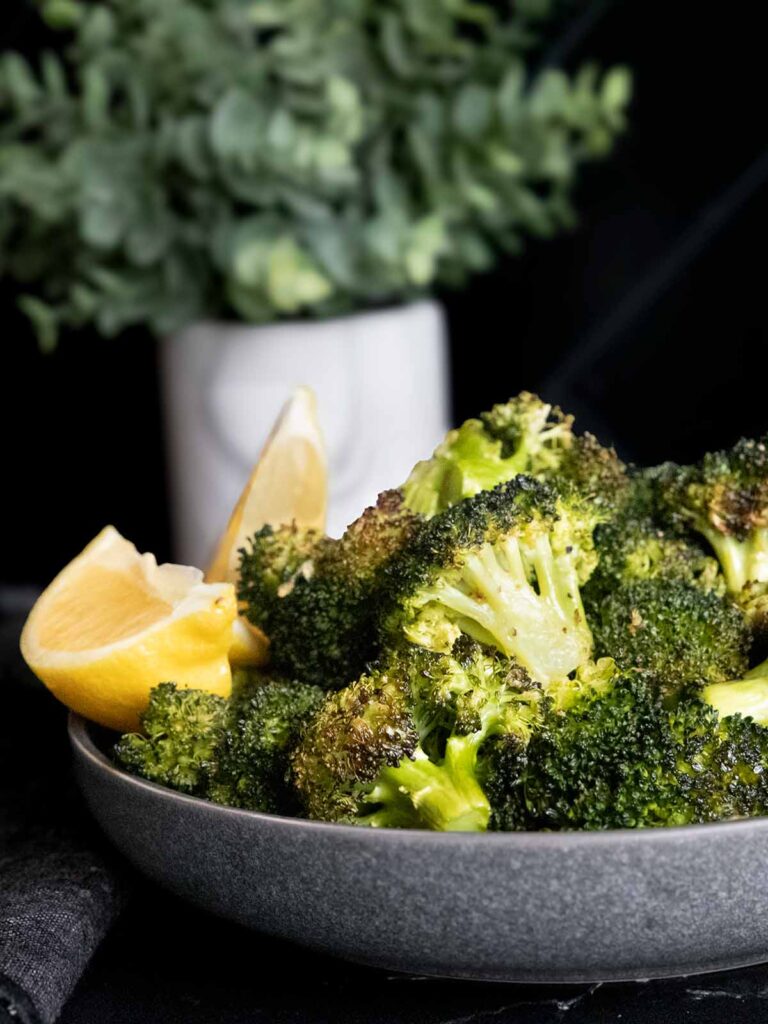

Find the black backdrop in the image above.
[{"left": 3, "top": 1, "right": 768, "bottom": 586}]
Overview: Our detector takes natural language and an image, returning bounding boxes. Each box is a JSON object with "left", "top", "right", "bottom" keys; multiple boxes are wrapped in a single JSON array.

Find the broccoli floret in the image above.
[
  {"left": 292, "top": 642, "right": 542, "bottom": 831},
  {"left": 403, "top": 393, "right": 574, "bottom": 516},
  {"left": 586, "top": 511, "right": 724, "bottom": 602},
  {"left": 239, "top": 491, "right": 421, "bottom": 687},
  {"left": 488, "top": 673, "right": 768, "bottom": 830},
  {"left": 402, "top": 392, "right": 629, "bottom": 518},
  {"left": 114, "top": 683, "right": 227, "bottom": 795},
  {"left": 730, "top": 579, "right": 768, "bottom": 655},
  {"left": 116, "top": 675, "right": 325, "bottom": 813},
  {"left": 587, "top": 578, "right": 750, "bottom": 693},
  {"left": 209, "top": 675, "right": 325, "bottom": 813},
  {"left": 655, "top": 437, "right": 768, "bottom": 594},
  {"left": 236, "top": 522, "right": 330, "bottom": 636},
  {"left": 382, "top": 477, "right": 597, "bottom": 686},
  {"left": 546, "top": 432, "right": 631, "bottom": 518}
]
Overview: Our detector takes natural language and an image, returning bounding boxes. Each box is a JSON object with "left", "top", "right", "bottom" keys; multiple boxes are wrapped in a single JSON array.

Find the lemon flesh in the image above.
[
  {"left": 21, "top": 527, "right": 236, "bottom": 732},
  {"left": 207, "top": 386, "right": 328, "bottom": 666}
]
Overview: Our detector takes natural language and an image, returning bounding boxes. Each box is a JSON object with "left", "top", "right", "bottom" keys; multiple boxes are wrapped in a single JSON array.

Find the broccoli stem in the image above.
[
  {"left": 364, "top": 740, "right": 491, "bottom": 831},
  {"left": 701, "top": 677, "right": 768, "bottom": 726},
  {"left": 703, "top": 527, "right": 768, "bottom": 593},
  {"left": 416, "top": 536, "right": 591, "bottom": 684}
]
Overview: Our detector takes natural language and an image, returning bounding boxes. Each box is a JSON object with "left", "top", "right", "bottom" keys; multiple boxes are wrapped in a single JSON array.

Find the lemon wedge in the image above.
[
  {"left": 21, "top": 526, "right": 236, "bottom": 732},
  {"left": 207, "top": 386, "right": 327, "bottom": 666}
]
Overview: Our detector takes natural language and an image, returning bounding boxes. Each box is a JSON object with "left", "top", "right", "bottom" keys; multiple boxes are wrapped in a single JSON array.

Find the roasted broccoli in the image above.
[
  {"left": 209, "top": 674, "right": 326, "bottom": 812},
  {"left": 587, "top": 578, "right": 750, "bottom": 693},
  {"left": 585, "top": 509, "right": 725, "bottom": 602},
  {"left": 736, "top": 580, "right": 768, "bottom": 652},
  {"left": 239, "top": 490, "right": 420, "bottom": 687},
  {"left": 382, "top": 477, "right": 598, "bottom": 686},
  {"left": 113, "top": 397, "right": 768, "bottom": 835},
  {"left": 488, "top": 672, "right": 768, "bottom": 830},
  {"left": 292, "top": 641, "right": 542, "bottom": 831},
  {"left": 403, "top": 393, "right": 572, "bottom": 516},
  {"left": 116, "top": 673, "right": 324, "bottom": 812},
  {"left": 655, "top": 437, "right": 768, "bottom": 594},
  {"left": 235, "top": 522, "right": 330, "bottom": 637},
  {"left": 700, "top": 656, "right": 768, "bottom": 727},
  {"left": 403, "top": 393, "right": 628, "bottom": 518},
  {"left": 114, "top": 682, "right": 227, "bottom": 796}
]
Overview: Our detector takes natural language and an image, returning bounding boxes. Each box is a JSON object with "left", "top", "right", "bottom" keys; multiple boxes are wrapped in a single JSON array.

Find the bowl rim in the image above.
[{"left": 69, "top": 710, "right": 768, "bottom": 846}]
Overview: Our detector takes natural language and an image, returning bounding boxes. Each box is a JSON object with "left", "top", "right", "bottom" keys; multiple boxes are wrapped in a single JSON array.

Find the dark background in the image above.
[{"left": 3, "top": 0, "right": 767, "bottom": 587}]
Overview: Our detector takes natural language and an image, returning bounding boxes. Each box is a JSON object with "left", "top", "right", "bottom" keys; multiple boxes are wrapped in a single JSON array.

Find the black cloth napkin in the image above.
[{"left": 0, "top": 616, "right": 125, "bottom": 1024}]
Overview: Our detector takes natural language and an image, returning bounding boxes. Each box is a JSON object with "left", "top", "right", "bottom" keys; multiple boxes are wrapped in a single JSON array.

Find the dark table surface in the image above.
[
  {"left": 4, "top": 610, "right": 768, "bottom": 1024},
  {"left": 58, "top": 886, "right": 768, "bottom": 1024}
]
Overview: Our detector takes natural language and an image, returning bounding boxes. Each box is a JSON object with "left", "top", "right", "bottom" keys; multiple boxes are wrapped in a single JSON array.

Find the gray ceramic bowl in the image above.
[{"left": 70, "top": 712, "right": 768, "bottom": 983}]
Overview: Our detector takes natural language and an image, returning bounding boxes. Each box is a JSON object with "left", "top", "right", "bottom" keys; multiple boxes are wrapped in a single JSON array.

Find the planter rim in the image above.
[{"left": 165, "top": 298, "right": 441, "bottom": 339}]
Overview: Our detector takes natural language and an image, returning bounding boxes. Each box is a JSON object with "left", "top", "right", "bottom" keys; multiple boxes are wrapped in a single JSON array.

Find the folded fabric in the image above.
[{"left": 0, "top": 615, "right": 126, "bottom": 1024}]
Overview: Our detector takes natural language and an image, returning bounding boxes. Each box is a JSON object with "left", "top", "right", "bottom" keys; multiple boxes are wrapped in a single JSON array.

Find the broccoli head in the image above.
[
  {"left": 116, "top": 674, "right": 325, "bottom": 813},
  {"left": 292, "top": 642, "right": 542, "bottom": 831},
  {"left": 488, "top": 673, "right": 768, "bottom": 830},
  {"left": 586, "top": 510, "right": 724, "bottom": 602},
  {"left": 382, "top": 477, "right": 597, "bottom": 686},
  {"left": 403, "top": 393, "right": 574, "bottom": 516},
  {"left": 403, "top": 392, "right": 629, "bottom": 518},
  {"left": 208, "top": 674, "right": 325, "bottom": 813},
  {"left": 114, "top": 683, "right": 227, "bottom": 796},
  {"left": 655, "top": 437, "right": 768, "bottom": 593},
  {"left": 236, "top": 522, "right": 329, "bottom": 636},
  {"left": 587, "top": 578, "right": 750, "bottom": 692},
  {"left": 239, "top": 490, "right": 421, "bottom": 687}
]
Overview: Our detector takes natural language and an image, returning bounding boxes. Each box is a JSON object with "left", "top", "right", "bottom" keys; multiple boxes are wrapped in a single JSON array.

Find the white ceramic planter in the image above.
[{"left": 161, "top": 300, "right": 450, "bottom": 566}]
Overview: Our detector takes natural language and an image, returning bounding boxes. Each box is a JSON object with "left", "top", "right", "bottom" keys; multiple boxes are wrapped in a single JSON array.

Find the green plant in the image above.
[{"left": 0, "top": 0, "right": 631, "bottom": 346}]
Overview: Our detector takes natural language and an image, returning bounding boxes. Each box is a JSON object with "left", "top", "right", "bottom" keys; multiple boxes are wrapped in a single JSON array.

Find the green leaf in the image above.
[
  {"left": 80, "top": 204, "right": 123, "bottom": 248},
  {"left": 42, "top": 1, "right": 83, "bottom": 30},
  {"left": 488, "top": 144, "right": 524, "bottom": 176},
  {"left": 41, "top": 53, "right": 68, "bottom": 98},
  {"left": 232, "top": 229, "right": 271, "bottom": 287},
  {"left": 266, "top": 237, "right": 332, "bottom": 312},
  {"left": 2, "top": 55, "right": 41, "bottom": 106},
  {"left": 498, "top": 62, "right": 525, "bottom": 126},
  {"left": 405, "top": 215, "right": 446, "bottom": 285},
  {"left": 78, "top": 8, "right": 116, "bottom": 50},
  {"left": 168, "top": 116, "right": 213, "bottom": 180},
  {"left": 81, "top": 65, "right": 110, "bottom": 130},
  {"left": 305, "top": 219, "right": 357, "bottom": 287},
  {"left": 529, "top": 69, "right": 570, "bottom": 119},
  {"left": 227, "top": 279, "right": 272, "bottom": 322},
  {"left": 326, "top": 75, "right": 364, "bottom": 143},
  {"left": 246, "top": 2, "right": 290, "bottom": 28},
  {"left": 602, "top": 67, "right": 633, "bottom": 111},
  {"left": 126, "top": 205, "right": 172, "bottom": 265},
  {"left": 19, "top": 295, "right": 58, "bottom": 352},
  {"left": 266, "top": 109, "right": 296, "bottom": 151},
  {"left": 453, "top": 84, "right": 493, "bottom": 139},
  {"left": 381, "top": 14, "right": 413, "bottom": 78},
  {"left": 210, "top": 89, "right": 266, "bottom": 165}
]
